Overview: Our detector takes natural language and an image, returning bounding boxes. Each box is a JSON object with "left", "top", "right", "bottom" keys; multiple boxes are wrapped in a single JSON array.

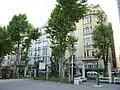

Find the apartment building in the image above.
[
  {"left": 110, "top": 0, "right": 120, "bottom": 69},
  {"left": 28, "top": 28, "right": 51, "bottom": 67},
  {"left": 74, "top": 4, "right": 104, "bottom": 71}
]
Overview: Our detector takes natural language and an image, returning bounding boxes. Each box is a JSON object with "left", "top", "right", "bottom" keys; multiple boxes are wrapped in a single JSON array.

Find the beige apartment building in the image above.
[
  {"left": 66, "top": 4, "right": 119, "bottom": 72},
  {"left": 72, "top": 4, "right": 104, "bottom": 71}
]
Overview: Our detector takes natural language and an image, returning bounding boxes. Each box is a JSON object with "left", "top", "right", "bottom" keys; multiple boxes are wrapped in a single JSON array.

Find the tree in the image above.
[
  {"left": 50, "top": 45, "right": 61, "bottom": 77},
  {"left": 0, "top": 26, "right": 13, "bottom": 65},
  {"left": 7, "top": 14, "right": 41, "bottom": 78},
  {"left": 92, "top": 11, "right": 113, "bottom": 76},
  {"left": 21, "top": 24, "right": 40, "bottom": 65},
  {"left": 46, "top": 0, "right": 87, "bottom": 81},
  {"left": 7, "top": 14, "right": 29, "bottom": 78}
]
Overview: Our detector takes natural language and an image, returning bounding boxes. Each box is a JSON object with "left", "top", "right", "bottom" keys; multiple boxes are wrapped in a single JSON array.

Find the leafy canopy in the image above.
[
  {"left": 92, "top": 11, "right": 113, "bottom": 53},
  {"left": 0, "top": 26, "right": 13, "bottom": 58},
  {"left": 7, "top": 14, "right": 28, "bottom": 42},
  {"left": 46, "top": 0, "right": 87, "bottom": 54}
]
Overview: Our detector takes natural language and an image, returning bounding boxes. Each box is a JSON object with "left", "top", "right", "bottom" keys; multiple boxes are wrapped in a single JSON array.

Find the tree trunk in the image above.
[
  {"left": 59, "top": 55, "right": 65, "bottom": 81},
  {"left": 14, "top": 34, "right": 20, "bottom": 78},
  {"left": 103, "top": 63, "right": 108, "bottom": 77},
  {"left": 103, "top": 53, "right": 106, "bottom": 77},
  {"left": 23, "top": 40, "right": 30, "bottom": 78}
]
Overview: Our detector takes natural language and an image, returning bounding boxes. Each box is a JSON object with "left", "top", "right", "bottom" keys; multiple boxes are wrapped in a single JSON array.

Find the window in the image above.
[
  {"left": 88, "top": 65, "right": 90, "bottom": 68},
  {"left": 7, "top": 61, "right": 10, "bottom": 65},
  {"left": 84, "top": 38, "right": 86, "bottom": 45},
  {"left": 89, "top": 16, "right": 92, "bottom": 23},
  {"left": 42, "top": 48, "right": 46, "bottom": 55},
  {"left": 83, "top": 16, "right": 92, "bottom": 24},
  {"left": 86, "top": 27, "right": 89, "bottom": 34},
  {"left": 89, "top": 65, "right": 92, "bottom": 68},
  {"left": 38, "top": 40, "right": 41, "bottom": 44},
  {"left": 38, "top": 47, "right": 41, "bottom": 51},
  {"left": 87, "top": 50, "right": 90, "bottom": 57},
  {"left": 43, "top": 57, "right": 45, "bottom": 61},
  {"left": 83, "top": 26, "right": 93, "bottom": 35},
  {"left": 8, "top": 56, "right": 10, "bottom": 59},
  {"left": 83, "top": 28, "right": 86, "bottom": 34},
  {"left": 38, "top": 47, "right": 41, "bottom": 54},
  {"left": 84, "top": 50, "right": 86, "bottom": 57},
  {"left": 34, "top": 52, "right": 37, "bottom": 56},
  {"left": 92, "top": 50, "right": 94, "bottom": 57},
  {"left": 85, "top": 37, "right": 90, "bottom": 45},
  {"left": 34, "top": 47, "right": 37, "bottom": 51},
  {"left": 45, "top": 48, "right": 47, "bottom": 55},
  {"left": 90, "top": 26, "right": 93, "bottom": 33}
]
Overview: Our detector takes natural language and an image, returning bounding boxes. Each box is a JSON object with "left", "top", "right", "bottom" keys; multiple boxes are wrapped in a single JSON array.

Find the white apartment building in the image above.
[
  {"left": 1, "top": 28, "right": 51, "bottom": 68},
  {"left": 28, "top": 28, "right": 51, "bottom": 66},
  {"left": 2, "top": 54, "right": 17, "bottom": 67}
]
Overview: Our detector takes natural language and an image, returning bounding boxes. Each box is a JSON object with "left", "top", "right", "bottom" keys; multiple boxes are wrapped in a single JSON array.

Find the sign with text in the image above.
[{"left": 39, "top": 63, "right": 45, "bottom": 69}]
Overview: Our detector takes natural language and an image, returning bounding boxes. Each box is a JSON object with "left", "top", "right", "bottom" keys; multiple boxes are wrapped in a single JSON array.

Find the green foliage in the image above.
[
  {"left": 8, "top": 14, "right": 28, "bottom": 42},
  {"left": 92, "top": 11, "right": 113, "bottom": 76},
  {"left": 0, "top": 26, "right": 13, "bottom": 59},
  {"left": 57, "top": 0, "right": 87, "bottom": 22},
  {"left": 46, "top": 0, "right": 87, "bottom": 52},
  {"left": 92, "top": 11, "right": 113, "bottom": 54},
  {"left": 7, "top": 14, "right": 40, "bottom": 64},
  {"left": 27, "top": 24, "right": 40, "bottom": 40},
  {"left": 46, "top": 0, "right": 87, "bottom": 79},
  {"left": 21, "top": 24, "right": 41, "bottom": 64}
]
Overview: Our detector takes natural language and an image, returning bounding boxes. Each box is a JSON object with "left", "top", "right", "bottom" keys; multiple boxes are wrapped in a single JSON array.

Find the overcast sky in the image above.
[
  {"left": 0, "top": 0, "right": 118, "bottom": 28},
  {"left": 0, "top": 0, "right": 56, "bottom": 27}
]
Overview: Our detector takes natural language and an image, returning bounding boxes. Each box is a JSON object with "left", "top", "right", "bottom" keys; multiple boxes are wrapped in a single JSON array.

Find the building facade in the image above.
[
  {"left": 110, "top": 0, "right": 120, "bottom": 69},
  {"left": 28, "top": 28, "right": 51, "bottom": 66},
  {"left": 2, "top": 54, "right": 17, "bottom": 67},
  {"left": 74, "top": 4, "right": 104, "bottom": 71}
]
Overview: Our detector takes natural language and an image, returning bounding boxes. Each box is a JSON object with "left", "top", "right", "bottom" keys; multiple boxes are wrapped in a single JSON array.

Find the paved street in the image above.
[{"left": 0, "top": 79, "right": 120, "bottom": 90}]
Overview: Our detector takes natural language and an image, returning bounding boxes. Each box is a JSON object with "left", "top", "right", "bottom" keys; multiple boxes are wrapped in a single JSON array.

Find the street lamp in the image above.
[
  {"left": 70, "top": 44, "right": 76, "bottom": 81},
  {"left": 94, "top": 51, "right": 101, "bottom": 86}
]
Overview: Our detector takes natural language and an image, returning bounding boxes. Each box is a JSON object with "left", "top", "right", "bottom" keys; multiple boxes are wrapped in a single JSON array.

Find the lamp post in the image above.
[
  {"left": 71, "top": 44, "right": 76, "bottom": 81},
  {"left": 97, "top": 58, "right": 100, "bottom": 85},
  {"left": 94, "top": 51, "right": 101, "bottom": 86}
]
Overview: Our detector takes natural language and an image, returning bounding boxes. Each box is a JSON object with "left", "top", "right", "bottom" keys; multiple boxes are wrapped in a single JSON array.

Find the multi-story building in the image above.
[
  {"left": 108, "top": 0, "right": 120, "bottom": 70},
  {"left": 2, "top": 54, "right": 17, "bottom": 67},
  {"left": 74, "top": 4, "right": 105, "bottom": 71},
  {"left": 113, "top": 0, "right": 120, "bottom": 69},
  {"left": 28, "top": 28, "right": 51, "bottom": 67}
]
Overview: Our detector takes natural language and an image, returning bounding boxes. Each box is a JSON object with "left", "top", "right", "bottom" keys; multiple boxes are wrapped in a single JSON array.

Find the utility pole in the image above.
[
  {"left": 71, "top": 53, "right": 73, "bottom": 81},
  {"left": 46, "top": 56, "right": 49, "bottom": 80},
  {"left": 94, "top": 51, "right": 101, "bottom": 86},
  {"left": 69, "top": 57, "right": 71, "bottom": 83},
  {"left": 97, "top": 60, "right": 100, "bottom": 85}
]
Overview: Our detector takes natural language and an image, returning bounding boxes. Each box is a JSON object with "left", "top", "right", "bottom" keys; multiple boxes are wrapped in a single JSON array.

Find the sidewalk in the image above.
[{"left": 0, "top": 79, "right": 25, "bottom": 84}]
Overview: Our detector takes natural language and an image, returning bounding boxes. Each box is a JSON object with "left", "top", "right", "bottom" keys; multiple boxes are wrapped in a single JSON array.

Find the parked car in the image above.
[{"left": 87, "top": 71, "right": 97, "bottom": 79}]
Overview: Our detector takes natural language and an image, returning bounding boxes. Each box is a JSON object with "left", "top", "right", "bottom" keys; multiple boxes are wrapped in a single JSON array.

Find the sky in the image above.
[
  {"left": 0, "top": 0, "right": 56, "bottom": 27},
  {"left": 0, "top": 0, "right": 120, "bottom": 56},
  {"left": 0, "top": 0, "right": 118, "bottom": 28}
]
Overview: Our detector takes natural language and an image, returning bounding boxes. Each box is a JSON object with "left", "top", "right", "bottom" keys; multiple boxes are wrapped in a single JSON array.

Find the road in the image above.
[{"left": 0, "top": 79, "right": 120, "bottom": 90}]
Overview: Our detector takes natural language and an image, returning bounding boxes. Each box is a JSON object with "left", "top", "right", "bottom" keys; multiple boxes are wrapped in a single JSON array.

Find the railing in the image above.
[
  {"left": 114, "top": 77, "right": 120, "bottom": 84},
  {"left": 99, "top": 77, "right": 111, "bottom": 84}
]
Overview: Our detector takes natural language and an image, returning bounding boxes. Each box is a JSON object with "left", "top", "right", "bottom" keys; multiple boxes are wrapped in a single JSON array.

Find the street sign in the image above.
[{"left": 39, "top": 63, "right": 45, "bottom": 69}]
